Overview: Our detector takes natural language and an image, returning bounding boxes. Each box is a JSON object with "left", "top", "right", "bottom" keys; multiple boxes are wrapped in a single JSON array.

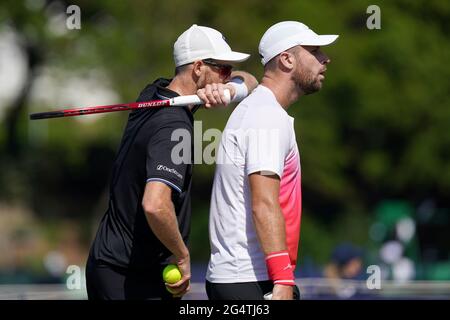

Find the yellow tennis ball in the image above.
[{"left": 162, "top": 264, "right": 182, "bottom": 284}]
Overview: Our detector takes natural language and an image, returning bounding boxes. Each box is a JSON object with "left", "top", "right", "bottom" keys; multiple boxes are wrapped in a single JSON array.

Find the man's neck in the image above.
[
  {"left": 260, "top": 74, "right": 303, "bottom": 110},
  {"left": 166, "top": 75, "right": 198, "bottom": 111}
]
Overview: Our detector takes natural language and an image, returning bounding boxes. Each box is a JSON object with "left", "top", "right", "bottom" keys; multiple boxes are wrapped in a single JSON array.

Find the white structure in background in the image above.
[
  {"left": 396, "top": 218, "right": 416, "bottom": 243},
  {"left": 29, "top": 67, "right": 120, "bottom": 124},
  {"left": 379, "top": 218, "right": 417, "bottom": 283},
  {"left": 0, "top": 28, "right": 119, "bottom": 122},
  {"left": 0, "top": 29, "right": 27, "bottom": 119},
  {"left": 43, "top": 250, "right": 67, "bottom": 278},
  {"left": 380, "top": 240, "right": 404, "bottom": 265},
  {"left": 392, "top": 258, "right": 416, "bottom": 283}
]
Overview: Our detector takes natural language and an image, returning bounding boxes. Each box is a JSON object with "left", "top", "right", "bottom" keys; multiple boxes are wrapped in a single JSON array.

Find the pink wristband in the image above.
[{"left": 265, "top": 251, "right": 295, "bottom": 286}]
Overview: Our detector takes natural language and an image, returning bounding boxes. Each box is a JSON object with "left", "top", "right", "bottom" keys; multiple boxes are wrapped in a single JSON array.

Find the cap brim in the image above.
[
  {"left": 302, "top": 34, "right": 339, "bottom": 46},
  {"left": 211, "top": 51, "right": 250, "bottom": 63}
]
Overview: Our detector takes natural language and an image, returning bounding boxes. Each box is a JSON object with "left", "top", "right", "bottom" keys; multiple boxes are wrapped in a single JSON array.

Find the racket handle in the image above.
[
  {"left": 171, "top": 94, "right": 202, "bottom": 106},
  {"left": 171, "top": 89, "right": 231, "bottom": 106}
]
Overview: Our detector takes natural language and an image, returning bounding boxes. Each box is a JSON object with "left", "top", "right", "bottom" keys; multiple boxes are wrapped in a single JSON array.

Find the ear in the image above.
[
  {"left": 192, "top": 60, "right": 203, "bottom": 77},
  {"left": 278, "top": 52, "right": 295, "bottom": 71}
]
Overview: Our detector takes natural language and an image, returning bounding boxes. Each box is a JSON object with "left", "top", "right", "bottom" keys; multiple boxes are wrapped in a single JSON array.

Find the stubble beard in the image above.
[{"left": 297, "top": 68, "right": 322, "bottom": 95}]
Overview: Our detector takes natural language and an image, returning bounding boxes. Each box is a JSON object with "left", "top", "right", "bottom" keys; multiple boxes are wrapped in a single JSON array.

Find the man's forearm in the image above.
[
  {"left": 252, "top": 201, "right": 287, "bottom": 255},
  {"left": 230, "top": 70, "right": 259, "bottom": 92},
  {"left": 144, "top": 202, "right": 189, "bottom": 260}
]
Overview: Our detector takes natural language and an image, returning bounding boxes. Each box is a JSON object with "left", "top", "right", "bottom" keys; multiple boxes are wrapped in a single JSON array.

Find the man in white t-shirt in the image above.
[{"left": 206, "top": 21, "right": 339, "bottom": 300}]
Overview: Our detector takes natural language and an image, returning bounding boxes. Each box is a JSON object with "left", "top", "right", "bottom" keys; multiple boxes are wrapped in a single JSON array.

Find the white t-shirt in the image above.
[{"left": 206, "top": 85, "right": 302, "bottom": 283}]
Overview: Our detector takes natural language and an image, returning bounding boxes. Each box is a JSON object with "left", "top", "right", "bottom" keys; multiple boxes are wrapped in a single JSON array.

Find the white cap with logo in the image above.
[
  {"left": 174, "top": 24, "right": 250, "bottom": 67},
  {"left": 259, "top": 21, "right": 339, "bottom": 65}
]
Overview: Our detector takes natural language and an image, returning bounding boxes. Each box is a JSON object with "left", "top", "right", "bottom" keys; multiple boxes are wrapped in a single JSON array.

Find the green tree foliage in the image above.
[{"left": 1, "top": 0, "right": 449, "bottom": 263}]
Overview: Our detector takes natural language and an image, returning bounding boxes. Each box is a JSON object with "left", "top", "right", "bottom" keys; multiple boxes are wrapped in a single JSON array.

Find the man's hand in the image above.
[
  {"left": 271, "top": 284, "right": 293, "bottom": 300},
  {"left": 197, "top": 83, "right": 236, "bottom": 108},
  {"left": 165, "top": 254, "right": 191, "bottom": 297}
]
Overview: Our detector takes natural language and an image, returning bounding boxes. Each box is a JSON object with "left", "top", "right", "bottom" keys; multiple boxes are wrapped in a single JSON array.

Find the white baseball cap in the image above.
[
  {"left": 173, "top": 24, "right": 250, "bottom": 67},
  {"left": 259, "top": 21, "right": 339, "bottom": 65}
]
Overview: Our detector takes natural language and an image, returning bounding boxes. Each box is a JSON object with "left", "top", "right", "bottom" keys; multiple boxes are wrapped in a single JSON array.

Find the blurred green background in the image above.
[{"left": 0, "top": 0, "right": 449, "bottom": 287}]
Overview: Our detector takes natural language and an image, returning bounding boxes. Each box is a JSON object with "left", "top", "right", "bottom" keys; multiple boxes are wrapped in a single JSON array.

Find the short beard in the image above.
[{"left": 297, "top": 72, "right": 321, "bottom": 95}]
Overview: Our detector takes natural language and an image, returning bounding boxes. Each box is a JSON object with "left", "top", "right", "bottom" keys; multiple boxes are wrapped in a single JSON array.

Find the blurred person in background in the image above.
[
  {"left": 323, "top": 243, "right": 365, "bottom": 298},
  {"left": 86, "top": 24, "right": 257, "bottom": 300}
]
